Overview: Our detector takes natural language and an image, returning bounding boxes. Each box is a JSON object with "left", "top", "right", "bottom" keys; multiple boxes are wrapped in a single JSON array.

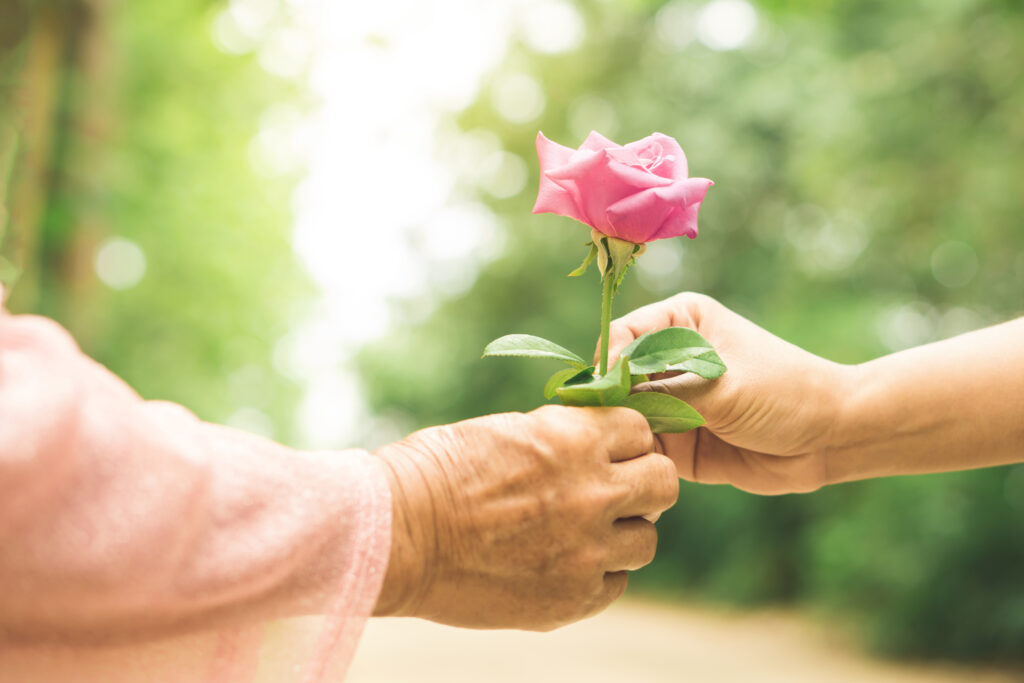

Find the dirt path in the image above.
[{"left": 348, "top": 599, "right": 1021, "bottom": 683}]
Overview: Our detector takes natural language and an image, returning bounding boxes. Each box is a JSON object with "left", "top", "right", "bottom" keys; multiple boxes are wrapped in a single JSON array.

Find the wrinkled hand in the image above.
[
  {"left": 603, "top": 293, "right": 853, "bottom": 495},
  {"left": 373, "top": 405, "right": 678, "bottom": 631}
]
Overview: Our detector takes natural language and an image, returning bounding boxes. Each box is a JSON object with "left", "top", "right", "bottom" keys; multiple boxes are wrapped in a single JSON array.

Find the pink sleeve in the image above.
[{"left": 0, "top": 307, "right": 392, "bottom": 682}]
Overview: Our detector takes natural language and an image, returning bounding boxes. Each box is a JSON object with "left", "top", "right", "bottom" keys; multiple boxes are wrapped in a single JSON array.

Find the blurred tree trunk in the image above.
[
  {"left": 52, "top": 0, "right": 115, "bottom": 343},
  {"left": 2, "top": 2, "right": 63, "bottom": 310},
  {"left": 3, "top": 0, "right": 113, "bottom": 344},
  {"left": 0, "top": 0, "right": 23, "bottom": 283}
]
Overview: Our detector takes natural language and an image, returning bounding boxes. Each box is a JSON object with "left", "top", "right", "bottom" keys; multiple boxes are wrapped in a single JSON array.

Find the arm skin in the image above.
[
  {"left": 831, "top": 314, "right": 1024, "bottom": 484},
  {"left": 0, "top": 312, "right": 392, "bottom": 645},
  {"left": 0, "top": 294, "right": 678, "bottom": 643},
  {"left": 604, "top": 292, "right": 1024, "bottom": 495}
]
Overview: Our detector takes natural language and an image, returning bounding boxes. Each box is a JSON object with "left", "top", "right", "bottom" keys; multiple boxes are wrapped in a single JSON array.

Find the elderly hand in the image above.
[{"left": 373, "top": 405, "right": 678, "bottom": 630}]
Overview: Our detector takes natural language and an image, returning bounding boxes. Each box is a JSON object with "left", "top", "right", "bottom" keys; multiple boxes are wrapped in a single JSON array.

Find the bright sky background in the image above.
[
  {"left": 193, "top": 0, "right": 759, "bottom": 447},
  {"left": 278, "top": 0, "right": 573, "bottom": 448}
]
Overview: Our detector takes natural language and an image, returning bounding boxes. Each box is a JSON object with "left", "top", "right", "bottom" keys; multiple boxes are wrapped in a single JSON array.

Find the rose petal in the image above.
[
  {"left": 605, "top": 160, "right": 675, "bottom": 190},
  {"left": 604, "top": 177, "right": 713, "bottom": 242},
  {"left": 650, "top": 178, "right": 713, "bottom": 240},
  {"left": 532, "top": 131, "right": 589, "bottom": 224},
  {"left": 652, "top": 204, "right": 701, "bottom": 240},
  {"left": 579, "top": 130, "right": 621, "bottom": 152},
  {"left": 547, "top": 151, "right": 652, "bottom": 237},
  {"left": 534, "top": 131, "right": 710, "bottom": 241},
  {"left": 605, "top": 146, "right": 642, "bottom": 167},
  {"left": 625, "top": 132, "right": 688, "bottom": 180},
  {"left": 654, "top": 176, "right": 713, "bottom": 205},
  {"left": 543, "top": 147, "right": 605, "bottom": 181},
  {"left": 604, "top": 188, "right": 676, "bottom": 243}
]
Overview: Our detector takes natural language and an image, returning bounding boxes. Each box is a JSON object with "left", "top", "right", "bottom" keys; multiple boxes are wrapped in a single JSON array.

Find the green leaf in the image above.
[
  {"left": 557, "top": 355, "right": 631, "bottom": 406},
  {"left": 665, "top": 352, "right": 728, "bottom": 379},
  {"left": 622, "top": 392, "right": 706, "bottom": 433},
  {"left": 622, "top": 327, "right": 727, "bottom": 379},
  {"left": 482, "top": 335, "right": 588, "bottom": 369},
  {"left": 568, "top": 244, "right": 598, "bottom": 277},
  {"left": 543, "top": 366, "right": 594, "bottom": 399},
  {"left": 630, "top": 373, "right": 649, "bottom": 387}
]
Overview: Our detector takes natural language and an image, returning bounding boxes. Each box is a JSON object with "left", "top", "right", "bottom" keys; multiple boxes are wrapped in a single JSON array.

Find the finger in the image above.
[
  {"left": 652, "top": 429, "right": 698, "bottom": 479},
  {"left": 579, "top": 406, "right": 655, "bottom": 462},
  {"left": 595, "top": 299, "right": 677, "bottom": 367},
  {"left": 670, "top": 429, "right": 823, "bottom": 495},
  {"left": 610, "top": 452, "right": 679, "bottom": 517},
  {"left": 606, "top": 518, "right": 658, "bottom": 571},
  {"left": 599, "top": 571, "right": 629, "bottom": 607}
]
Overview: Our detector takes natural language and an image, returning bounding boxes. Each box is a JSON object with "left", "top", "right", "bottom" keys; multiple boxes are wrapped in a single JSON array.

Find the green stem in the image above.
[{"left": 599, "top": 272, "right": 614, "bottom": 376}]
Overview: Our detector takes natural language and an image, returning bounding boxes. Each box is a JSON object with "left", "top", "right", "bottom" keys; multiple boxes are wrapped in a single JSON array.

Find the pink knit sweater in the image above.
[{"left": 0, "top": 296, "right": 392, "bottom": 682}]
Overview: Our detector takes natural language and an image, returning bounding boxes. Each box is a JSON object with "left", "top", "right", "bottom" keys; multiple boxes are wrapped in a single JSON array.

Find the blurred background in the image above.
[{"left": 1, "top": 0, "right": 1022, "bottom": 678}]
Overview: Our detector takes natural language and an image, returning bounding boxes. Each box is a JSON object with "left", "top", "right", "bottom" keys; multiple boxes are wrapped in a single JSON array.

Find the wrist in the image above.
[
  {"left": 372, "top": 441, "right": 439, "bottom": 617},
  {"left": 823, "top": 361, "right": 876, "bottom": 486}
]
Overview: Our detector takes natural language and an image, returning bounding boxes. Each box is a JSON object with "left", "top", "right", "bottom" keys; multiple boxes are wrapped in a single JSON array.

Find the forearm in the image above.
[
  {"left": 0, "top": 314, "right": 392, "bottom": 644},
  {"left": 827, "top": 317, "right": 1024, "bottom": 484}
]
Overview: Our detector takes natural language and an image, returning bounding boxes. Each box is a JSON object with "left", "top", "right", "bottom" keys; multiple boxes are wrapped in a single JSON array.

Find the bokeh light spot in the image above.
[
  {"left": 520, "top": 0, "right": 585, "bottom": 54},
  {"left": 250, "top": 104, "right": 309, "bottom": 177},
  {"left": 696, "top": 0, "right": 757, "bottom": 52},
  {"left": 259, "top": 26, "right": 312, "bottom": 78},
  {"left": 876, "top": 302, "right": 936, "bottom": 352},
  {"left": 479, "top": 151, "right": 528, "bottom": 199},
  {"left": 491, "top": 72, "right": 546, "bottom": 123},
  {"left": 211, "top": 0, "right": 276, "bottom": 54},
  {"left": 655, "top": 0, "right": 696, "bottom": 51},
  {"left": 635, "top": 239, "right": 686, "bottom": 295},
  {"left": 95, "top": 238, "right": 147, "bottom": 290}
]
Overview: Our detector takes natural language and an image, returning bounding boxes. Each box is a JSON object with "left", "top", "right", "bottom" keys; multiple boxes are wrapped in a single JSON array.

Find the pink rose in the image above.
[{"left": 532, "top": 130, "right": 713, "bottom": 244}]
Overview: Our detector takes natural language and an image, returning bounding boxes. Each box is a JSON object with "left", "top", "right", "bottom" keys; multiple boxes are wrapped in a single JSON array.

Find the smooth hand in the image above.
[
  {"left": 604, "top": 293, "right": 852, "bottom": 495},
  {"left": 373, "top": 405, "right": 678, "bottom": 630}
]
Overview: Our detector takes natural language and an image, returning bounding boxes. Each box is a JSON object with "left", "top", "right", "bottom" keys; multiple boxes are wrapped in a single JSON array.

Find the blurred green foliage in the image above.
[
  {"left": 0, "top": 0, "right": 310, "bottom": 440},
  {"left": 359, "top": 0, "right": 1024, "bottom": 661}
]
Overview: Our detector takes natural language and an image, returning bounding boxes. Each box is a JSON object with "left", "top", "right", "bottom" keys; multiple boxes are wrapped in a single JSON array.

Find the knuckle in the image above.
[
  {"left": 627, "top": 405, "right": 653, "bottom": 432},
  {"left": 608, "top": 405, "right": 651, "bottom": 436},
  {"left": 530, "top": 405, "right": 581, "bottom": 439},
  {"left": 575, "top": 546, "right": 606, "bottom": 577},
  {"left": 530, "top": 404, "right": 562, "bottom": 420},
  {"left": 638, "top": 525, "right": 659, "bottom": 566},
  {"left": 607, "top": 319, "right": 629, "bottom": 338},
  {"left": 656, "top": 456, "right": 681, "bottom": 504},
  {"left": 570, "top": 489, "right": 601, "bottom": 522},
  {"left": 671, "top": 290, "right": 708, "bottom": 307},
  {"left": 670, "top": 291, "right": 716, "bottom": 321}
]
